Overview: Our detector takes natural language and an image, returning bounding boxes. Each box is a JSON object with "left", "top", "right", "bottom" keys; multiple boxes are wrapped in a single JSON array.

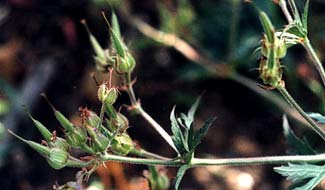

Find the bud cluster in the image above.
[
  {"left": 11, "top": 93, "right": 135, "bottom": 171},
  {"left": 258, "top": 11, "right": 286, "bottom": 88},
  {"left": 83, "top": 12, "right": 136, "bottom": 74}
]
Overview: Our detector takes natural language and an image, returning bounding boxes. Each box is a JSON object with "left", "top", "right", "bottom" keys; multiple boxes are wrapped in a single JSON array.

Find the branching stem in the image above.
[
  {"left": 302, "top": 38, "right": 325, "bottom": 88},
  {"left": 277, "top": 84, "right": 325, "bottom": 141}
]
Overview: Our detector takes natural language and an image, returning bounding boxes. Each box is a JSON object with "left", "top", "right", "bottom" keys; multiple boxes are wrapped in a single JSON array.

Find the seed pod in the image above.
[
  {"left": 105, "top": 88, "right": 118, "bottom": 105},
  {"left": 86, "top": 125, "right": 109, "bottom": 152},
  {"left": 28, "top": 114, "right": 52, "bottom": 142},
  {"left": 111, "top": 26, "right": 126, "bottom": 58},
  {"left": 52, "top": 137, "right": 69, "bottom": 151},
  {"left": 114, "top": 112, "right": 129, "bottom": 130},
  {"left": 111, "top": 133, "right": 134, "bottom": 155},
  {"left": 47, "top": 147, "right": 69, "bottom": 170},
  {"left": 111, "top": 11, "right": 121, "bottom": 41},
  {"left": 65, "top": 127, "right": 87, "bottom": 148},
  {"left": 259, "top": 11, "right": 274, "bottom": 43},
  {"left": 9, "top": 130, "right": 50, "bottom": 157},
  {"left": 81, "top": 20, "right": 112, "bottom": 67},
  {"left": 85, "top": 110, "right": 101, "bottom": 128},
  {"left": 97, "top": 84, "right": 118, "bottom": 105}
]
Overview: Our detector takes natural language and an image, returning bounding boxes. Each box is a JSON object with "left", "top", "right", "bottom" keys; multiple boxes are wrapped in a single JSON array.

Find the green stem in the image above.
[
  {"left": 130, "top": 148, "right": 171, "bottom": 160},
  {"left": 303, "top": 38, "right": 325, "bottom": 88},
  {"left": 277, "top": 84, "right": 325, "bottom": 141},
  {"left": 124, "top": 73, "right": 178, "bottom": 153},
  {"left": 136, "top": 106, "right": 178, "bottom": 153},
  {"left": 102, "top": 153, "right": 325, "bottom": 167}
]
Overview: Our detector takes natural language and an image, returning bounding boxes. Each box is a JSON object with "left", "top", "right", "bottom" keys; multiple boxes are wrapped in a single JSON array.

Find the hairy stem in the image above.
[
  {"left": 102, "top": 153, "right": 325, "bottom": 167},
  {"left": 303, "top": 38, "right": 325, "bottom": 88},
  {"left": 277, "top": 84, "right": 325, "bottom": 141}
]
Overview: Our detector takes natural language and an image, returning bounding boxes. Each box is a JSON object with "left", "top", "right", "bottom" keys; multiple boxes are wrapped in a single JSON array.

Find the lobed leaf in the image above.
[
  {"left": 274, "top": 163, "right": 325, "bottom": 190},
  {"left": 170, "top": 107, "right": 186, "bottom": 154},
  {"left": 190, "top": 117, "right": 216, "bottom": 150}
]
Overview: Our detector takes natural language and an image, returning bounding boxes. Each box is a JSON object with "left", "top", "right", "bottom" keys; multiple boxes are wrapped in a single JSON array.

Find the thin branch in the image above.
[
  {"left": 277, "top": 83, "right": 325, "bottom": 141},
  {"left": 278, "top": 0, "right": 294, "bottom": 23},
  {"left": 303, "top": 38, "right": 325, "bottom": 88},
  {"left": 102, "top": 153, "right": 325, "bottom": 167}
]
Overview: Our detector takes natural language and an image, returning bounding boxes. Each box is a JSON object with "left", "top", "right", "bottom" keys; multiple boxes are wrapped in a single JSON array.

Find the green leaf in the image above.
[
  {"left": 170, "top": 107, "right": 186, "bottom": 154},
  {"left": 308, "top": 113, "right": 325, "bottom": 124},
  {"left": 302, "top": 0, "right": 310, "bottom": 34},
  {"left": 174, "top": 165, "right": 190, "bottom": 190},
  {"left": 274, "top": 163, "right": 325, "bottom": 190},
  {"left": 274, "top": 163, "right": 323, "bottom": 182},
  {"left": 186, "top": 96, "right": 201, "bottom": 128},
  {"left": 282, "top": 115, "right": 316, "bottom": 155},
  {"left": 190, "top": 117, "right": 216, "bottom": 150},
  {"left": 296, "top": 171, "right": 325, "bottom": 190}
]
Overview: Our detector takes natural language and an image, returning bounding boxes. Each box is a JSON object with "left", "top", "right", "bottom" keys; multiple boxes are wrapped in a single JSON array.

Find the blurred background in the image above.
[{"left": 1, "top": 0, "right": 325, "bottom": 189}]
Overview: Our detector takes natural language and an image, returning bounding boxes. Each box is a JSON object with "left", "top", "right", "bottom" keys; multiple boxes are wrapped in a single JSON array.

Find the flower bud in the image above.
[
  {"left": 47, "top": 147, "right": 69, "bottom": 170},
  {"left": 111, "top": 133, "right": 134, "bottom": 155}
]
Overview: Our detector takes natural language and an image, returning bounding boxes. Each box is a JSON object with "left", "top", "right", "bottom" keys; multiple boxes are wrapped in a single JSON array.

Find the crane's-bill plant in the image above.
[{"left": 9, "top": 1, "right": 325, "bottom": 190}]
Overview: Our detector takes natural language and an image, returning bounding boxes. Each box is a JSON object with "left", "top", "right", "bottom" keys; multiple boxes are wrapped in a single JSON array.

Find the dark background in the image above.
[{"left": 1, "top": 0, "right": 325, "bottom": 189}]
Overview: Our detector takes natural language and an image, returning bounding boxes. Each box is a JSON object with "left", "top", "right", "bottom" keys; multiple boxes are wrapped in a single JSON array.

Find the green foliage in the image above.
[
  {"left": 170, "top": 97, "right": 216, "bottom": 156},
  {"left": 274, "top": 163, "right": 325, "bottom": 190},
  {"left": 282, "top": 115, "right": 316, "bottom": 155},
  {"left": 170, "top": 97, "right": 215, "bottom": 189}
]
